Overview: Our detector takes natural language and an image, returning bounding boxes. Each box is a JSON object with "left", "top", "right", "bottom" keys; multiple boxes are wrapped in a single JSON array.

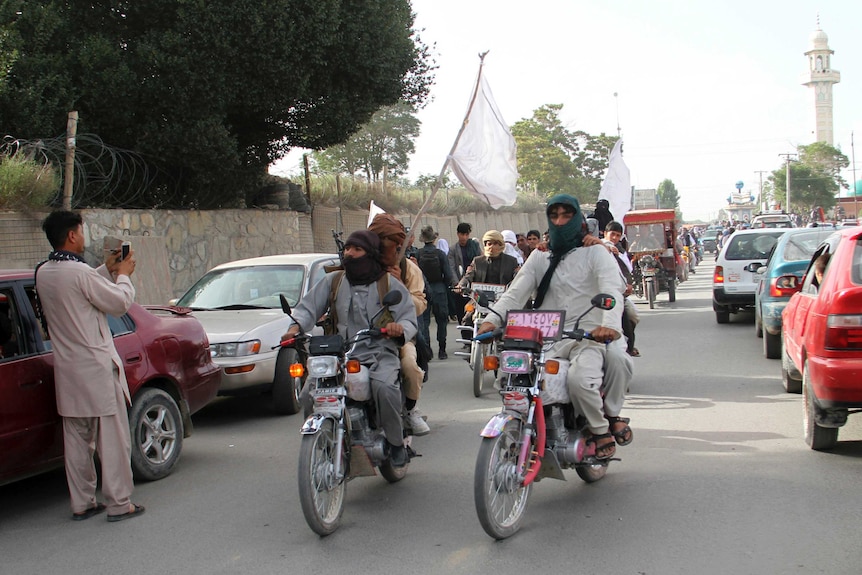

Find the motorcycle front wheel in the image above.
[
  {"left": 297, "top": 419, "right": 346, "bottom": 536},
  {"left": 474, "top": 419, "right": 532, "bottom": 540},
  {"left": 472, "top": 340, "right": 487, "bottom": 397}
]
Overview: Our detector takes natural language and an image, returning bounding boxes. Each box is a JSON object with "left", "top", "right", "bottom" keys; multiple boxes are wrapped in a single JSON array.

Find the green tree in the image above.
[
  {"left": 769, "top": 142, "right": 848, "bottom": 214},
  {"left": 0, "top": 0, "right": 435, "bottom": 208},
  {"left": 510, "top": 104, "right": 617, "bottom": 203},
  {"left": 657, "top": 179, "right": 680, "bottom": 210},
  {"left": 312, "top": 101, "right": 420, "bottom": 182}
]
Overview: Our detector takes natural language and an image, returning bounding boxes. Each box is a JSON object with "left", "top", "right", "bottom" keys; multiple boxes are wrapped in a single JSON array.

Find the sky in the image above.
[{"left": 272, "top": 0, "right": 862, "bottom": 222}]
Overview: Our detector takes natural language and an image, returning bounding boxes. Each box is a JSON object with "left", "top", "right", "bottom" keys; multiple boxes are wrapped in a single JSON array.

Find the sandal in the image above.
[
  {"left": 586, "top": 432, "right": 616, "bottom": 460},
  {"left": 627, "top": 348, "right": 641, "bottom": 357},
  {"left": 607, "top": 416, "right": 633, "bottom": 446}
]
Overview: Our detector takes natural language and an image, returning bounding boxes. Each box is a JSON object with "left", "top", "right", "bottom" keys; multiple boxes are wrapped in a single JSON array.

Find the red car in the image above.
[
  {"left": 0, "top": 269, "right": 220, "bottom": 485},
  {"left": 781, "top": 227, "right": 862, "bottom": 450}
]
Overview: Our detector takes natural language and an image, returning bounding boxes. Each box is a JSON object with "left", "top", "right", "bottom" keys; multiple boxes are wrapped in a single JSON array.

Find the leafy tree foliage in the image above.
[
  {"left": 0, "top": 0, "right": 434, "bottom": 208},
  {"left": 769, "top": 142, "right": 848, "bottom": 213},
  {"left": 657, "top": 179, "right": 680, "bottom": 210},
  {"left": 312, "top": 101, "right": 420, "bottom": 182},
  {"left": 510, "top": 104, "right": 617, "bottom": 203}
]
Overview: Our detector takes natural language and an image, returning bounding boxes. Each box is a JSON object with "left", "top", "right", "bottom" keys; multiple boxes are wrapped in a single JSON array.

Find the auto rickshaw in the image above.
[{"left": 623, "top": 209, "right": 681, "bottom": 308}]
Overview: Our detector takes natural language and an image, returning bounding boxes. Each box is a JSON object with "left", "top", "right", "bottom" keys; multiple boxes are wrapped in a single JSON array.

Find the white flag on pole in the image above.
[
  {"left": 448, "top": 74, "right": 518, "bottom": 209},
  {"left": 599, "top": 139, "right": 631, "bottom": 225},
  {"left": 367, "top": 200, "right": 386, "bottom": 227}
]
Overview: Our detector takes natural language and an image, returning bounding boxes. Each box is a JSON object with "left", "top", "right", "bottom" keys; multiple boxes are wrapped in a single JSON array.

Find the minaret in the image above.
[{"left": 802, "top": 19, "right": 840, "bottom": 145}]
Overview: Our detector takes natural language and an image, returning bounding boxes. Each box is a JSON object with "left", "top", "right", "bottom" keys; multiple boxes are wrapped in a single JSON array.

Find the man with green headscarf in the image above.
[{"left": 478, "top": 194, "right": 634, "bottom": 460}]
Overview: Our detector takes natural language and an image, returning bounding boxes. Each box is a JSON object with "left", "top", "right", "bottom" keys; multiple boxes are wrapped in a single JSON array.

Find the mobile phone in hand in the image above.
[{"left": 121, "top": 242, "right": 130, "bottom": 261}]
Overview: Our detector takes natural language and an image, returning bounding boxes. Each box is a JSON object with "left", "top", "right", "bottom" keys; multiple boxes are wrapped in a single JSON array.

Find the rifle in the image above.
[{"left": 332, "top": 229, "right": 345, "bottom": 264}]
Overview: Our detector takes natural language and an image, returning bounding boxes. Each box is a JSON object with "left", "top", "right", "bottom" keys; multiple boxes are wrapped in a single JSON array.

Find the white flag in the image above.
[
  {"left": 599, "top": 139, "right": 631, "bottom": 226},
  {"left": 448, "top": 74, "right": 518, "bottom": 209},
  {"left": 367, "top": 200, "right": 386, "bottom": 227}
]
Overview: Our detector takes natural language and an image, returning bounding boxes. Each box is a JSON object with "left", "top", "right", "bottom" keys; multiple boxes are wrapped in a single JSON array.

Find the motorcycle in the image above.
[
  {"left": 638, "top": 255, "right": 659, "bottom": 309},
  {"left": 472, "top": 293, "right": 622, "bottom": 540},
  {"left": 454, "top": 283, "right": 506, "bottom": 397},
  {"left": 277, "top": 291, "right": 411, "bottom": 536}
]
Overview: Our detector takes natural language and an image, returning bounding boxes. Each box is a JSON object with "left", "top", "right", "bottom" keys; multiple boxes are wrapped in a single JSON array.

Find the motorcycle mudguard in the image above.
[
  {"left": 300, "top": 412, "right": 336, "bottom": 434},
  {"left": 480, "top": 412, "right": 516, "bottom": 438}
]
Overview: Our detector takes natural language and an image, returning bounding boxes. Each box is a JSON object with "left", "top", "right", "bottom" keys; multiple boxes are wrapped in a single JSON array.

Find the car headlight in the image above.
[
  {"left": 307, "top": 356, "right": 339, "bottom": 378},
  {"left": 211, "top": 340, "right": 262, "bottom": 358}
]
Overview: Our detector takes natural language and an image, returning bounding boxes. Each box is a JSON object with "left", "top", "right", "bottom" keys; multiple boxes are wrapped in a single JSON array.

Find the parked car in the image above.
[
  {"left": 781, "top": 227, "right": 862, "bottom": 450},
  {"left": 174, "top": 253, "right": 339, "bottom": 414},
  {"left": 700, "top": 229, "right": 720, "bottom": 253},
  {"left": 754, "top": 228, "right": 834, "bottom": 358},
  {"left": 0, "top": 269, "right": 220, "bottom": 486},
  {"left": 712, "top": 229, "right": 787, "bottom": 323}
]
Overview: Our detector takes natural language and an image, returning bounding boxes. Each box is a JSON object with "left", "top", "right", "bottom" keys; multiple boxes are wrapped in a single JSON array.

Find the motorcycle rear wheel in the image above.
[
  {"left": 474, "top": 419, "right": 532, "bottom": 540},
  {"left": 297, "top": 419, "right": 346, "bottom": 536},
  {"left": 575, "top": 461, "right": 608, "bottom": 483}
]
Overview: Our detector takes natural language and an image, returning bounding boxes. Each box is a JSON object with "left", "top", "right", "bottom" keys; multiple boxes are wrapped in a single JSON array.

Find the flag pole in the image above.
[{"left": 405, "top": 51, "right": 490, "bottom": 249}]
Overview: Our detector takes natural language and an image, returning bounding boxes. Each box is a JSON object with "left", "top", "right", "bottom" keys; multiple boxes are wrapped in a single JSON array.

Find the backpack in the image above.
[{"left": 418, "top": 247, "right": 444, "bottom": 284}]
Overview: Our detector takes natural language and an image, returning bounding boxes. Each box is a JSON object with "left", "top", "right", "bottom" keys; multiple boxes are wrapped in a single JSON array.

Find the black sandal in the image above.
[
  {"left": 607, "top": 416, "right": 633, "bottom": 446},
  {"left": 586, "top": 432, "right": 616, "bottom": 460}
]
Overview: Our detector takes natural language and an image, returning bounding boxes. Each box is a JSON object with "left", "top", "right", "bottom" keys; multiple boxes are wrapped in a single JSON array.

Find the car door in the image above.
[{"left": 0, "top": 281, "right": 61, "bottom": 483}]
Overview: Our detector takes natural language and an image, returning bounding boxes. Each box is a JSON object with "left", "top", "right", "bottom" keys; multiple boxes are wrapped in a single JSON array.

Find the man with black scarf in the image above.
[
  {"left": 478, "top": 195, "right": 633, "bottom": 460},
  {"left": 282, "top": 230, "right": 417, "bottom": 467}
]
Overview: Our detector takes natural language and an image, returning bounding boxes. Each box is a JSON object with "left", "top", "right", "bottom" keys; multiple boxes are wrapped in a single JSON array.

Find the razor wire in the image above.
[{"left": 1, "top": 134, "right": 190, "bottom": 209}]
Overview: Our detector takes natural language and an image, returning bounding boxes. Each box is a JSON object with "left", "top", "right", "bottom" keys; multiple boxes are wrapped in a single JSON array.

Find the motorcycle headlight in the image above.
[
  {"left": 307, "top": 356, "right": 339, "bottom": 378},
  {"left": 211, "top": 340, "right": 261, "bottom": 358},
  {"left": 499, "top": 350, "right": 532, "bottom": 374}
]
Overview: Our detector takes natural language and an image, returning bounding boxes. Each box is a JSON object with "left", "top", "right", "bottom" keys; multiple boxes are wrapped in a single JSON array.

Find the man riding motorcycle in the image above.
[
  {"left": 477, "top": 195, "right": 634, "bottom": 459},
  {"left": 282, "top": 230, "right": 417, "bottom": 467}
]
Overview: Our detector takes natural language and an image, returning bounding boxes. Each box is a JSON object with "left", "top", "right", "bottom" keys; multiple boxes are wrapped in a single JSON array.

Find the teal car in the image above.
[{"left": 754, "top": 228, "right": 835, "bottom": 358}]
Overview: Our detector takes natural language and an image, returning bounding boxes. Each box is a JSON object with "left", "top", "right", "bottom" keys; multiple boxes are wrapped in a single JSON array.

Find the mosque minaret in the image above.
[{"left": 802, "top": 20, "right": 840, "bottom": 145}]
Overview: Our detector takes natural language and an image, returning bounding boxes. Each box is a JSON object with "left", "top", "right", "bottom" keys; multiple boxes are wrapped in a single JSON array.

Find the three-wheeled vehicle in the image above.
[{"left": 623, "top": 209, "right": 681, "bottom": 308}]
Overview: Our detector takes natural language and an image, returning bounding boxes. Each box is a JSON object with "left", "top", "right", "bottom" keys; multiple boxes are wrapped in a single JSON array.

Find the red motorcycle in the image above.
[{"left": 472, "top": 294, "right": 622, "bottom": 540}]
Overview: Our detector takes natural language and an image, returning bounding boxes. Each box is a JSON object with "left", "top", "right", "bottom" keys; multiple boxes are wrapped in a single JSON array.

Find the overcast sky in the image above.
[{"left": 273, "top": 0, "right": 862, "bottom": 221}]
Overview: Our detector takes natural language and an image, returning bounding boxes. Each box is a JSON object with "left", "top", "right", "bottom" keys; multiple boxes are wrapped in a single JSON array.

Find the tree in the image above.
[
  {"left": 657, "top": 179, "right": 680, "bottom": 210},
  {"left": 312, "top": 101, "right": 420, "bottom": 182},
  {"left": 510, "top": 104, "right": 617, "bottom": 203},
  {"left": 0, "top": 0, "right": 435, "bottom": 208},
  {"left": 769, "top": 142, "right": 848, "bottom": 214}
]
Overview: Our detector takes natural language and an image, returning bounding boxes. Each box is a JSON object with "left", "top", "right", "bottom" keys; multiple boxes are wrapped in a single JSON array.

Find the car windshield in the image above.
[
  {"left": 176, "top": 265, "right": 306, "bottom": 309},
  {"left": 725, "top": 233, "right": 782, "bottom": 260},
  {"left": 701, "top": 230, "right": 720, "bottom": 241}
]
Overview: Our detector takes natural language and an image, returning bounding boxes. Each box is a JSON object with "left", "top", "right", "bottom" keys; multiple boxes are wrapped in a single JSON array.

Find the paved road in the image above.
[{"left": 2, "top": 261, "right": 862, "bottom": 575}]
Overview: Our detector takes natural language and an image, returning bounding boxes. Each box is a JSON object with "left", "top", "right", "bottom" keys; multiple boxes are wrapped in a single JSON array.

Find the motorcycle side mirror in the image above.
[
  {"left": 382, "top": 290, "right": 403, "bottom": 307},
  {"left": 279, "top": 294, "right": 292, "bottom": 315},
  {"left": 591, "top": 293, "right": 616, "bottom": 310}
]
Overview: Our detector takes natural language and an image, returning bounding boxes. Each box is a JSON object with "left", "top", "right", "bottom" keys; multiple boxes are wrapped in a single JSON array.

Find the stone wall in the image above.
[{"left": 1, "top": 207, "right": 545, "bottom": 303}]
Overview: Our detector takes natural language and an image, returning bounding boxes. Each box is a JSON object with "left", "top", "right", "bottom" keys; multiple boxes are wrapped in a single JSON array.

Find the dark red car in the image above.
[
  {"left": 781, "top": 227, "right": 862, "bottom": 450},
  {"left": 0, "top": 269, "right": 220, "bottom": 485}
]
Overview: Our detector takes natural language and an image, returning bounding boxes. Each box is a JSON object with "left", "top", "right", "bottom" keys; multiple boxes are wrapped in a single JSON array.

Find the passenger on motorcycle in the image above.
[
  {"left": 368, "top": 214, "right": 431, "bottom": 436},
  {"left": 282, "top": 230, "right": 418, "bottom": 467},
  {"left": 478, "top": 195, "right": 634, "bottom": 460}
]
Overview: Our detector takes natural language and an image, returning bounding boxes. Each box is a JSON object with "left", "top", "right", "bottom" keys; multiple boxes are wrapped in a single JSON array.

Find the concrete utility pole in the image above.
[
  {"left": 755, "top": 170, "right": 769, "bottom": 210},
  {"left": 779, "top": 154, "right": 797, "bottom": 213},
  {"left": 63, "top": 111, "right": 78, "bottom": 210}
]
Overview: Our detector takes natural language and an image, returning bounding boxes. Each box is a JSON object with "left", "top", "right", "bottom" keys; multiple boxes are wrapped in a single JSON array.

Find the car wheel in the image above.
[
  {"left": 763, "top": 330, "right": 781, "bottom": 359},
  {"left": 129, "top": 388, "right": 183, "bottom": 481},
  {"left": 273, "top": 347, "right": 303, "bottom": 415},
  {"left": 781, "top": 346, "right": 802, "bottom": 394},
  {"left": 802, "top": 361, "right": 838, "bottom": 451},
  {"left": 715, "top": 308, "right": 730, "bottom": 324}
]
